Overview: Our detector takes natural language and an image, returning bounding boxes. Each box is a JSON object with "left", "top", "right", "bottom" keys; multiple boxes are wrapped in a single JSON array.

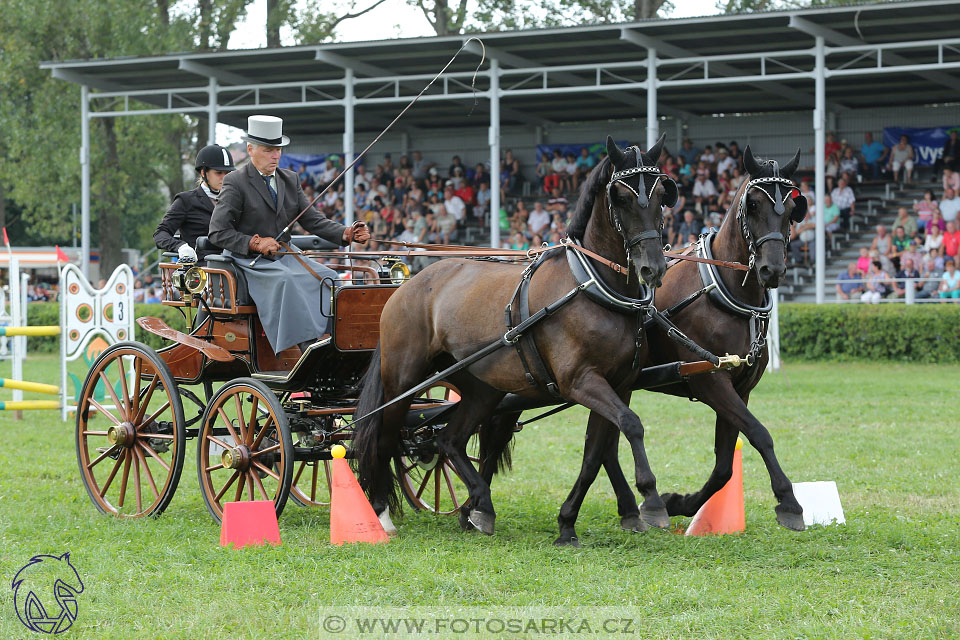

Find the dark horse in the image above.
[
  {"left": 480, "top": 147, "right": 810, "bottom": 545},
  {"left": 353, "top": 135, "right": 676, "bottom": 536}
]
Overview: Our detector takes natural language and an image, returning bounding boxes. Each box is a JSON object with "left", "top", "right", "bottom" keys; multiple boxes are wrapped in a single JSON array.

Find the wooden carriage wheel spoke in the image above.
[
  {"left": 234, "top": 395, "right": 248, "bottom": 444},
  {"left": 251, "top": 470, "right": 270, "bottom": 500},
  {"left": 135, "top": 446, "right": 160, "bottom": 501},
  {"left": 205, "top": 434, "right": 233, "bottom": 451},
  {"left": 82, "top": 430, "right": 109, "bottom": 437},
  {"left": 246, "top": 472, "right": 255, "bottom": 500},
  {"left": 250, "top": 415, "right": 275, "bottom": 451},
  {"left": 292, "top": 461, "right": 307, "bottom": 487},
  {"left": 137, "top": 432, "right": 175, "bottom": 440},
  {"left": 434, "top": 465, "right": 441, "bottom": 512},
  {"left": 117, "top": 451, "right": 132, "bottom": 508},
  {"left": 402, "top": 460, "right": 418, "bottom": 475},
  {"left": 134, "top": 377, "right": 159, "bottom": 424},
  {"left": 324, "top": 461, "right": 332, "bottom": 495},
  {"left": 87, "top": 398, "right": 122, "bottom": 427},
  {"left": 117, "top": 356, "right": 131, "bottom": 420},
  {"left": 139, "top": 401, "right": 172, "bottom": 431},
  {"left": 248, "top": 396, "right": 260, "bottom": 440},
  {"left": 251, "top": 443, "right": 281, "bottom": 457},
  {"left": 234, "top": 473, "right": 247, "bottom": 502},
  {"left": 99, "top": 454, "right": 125, "bottom": 498},
  {"left": 132, "top": 445, "right": 143, "bottom": 513},
  {"left": 311, "top": 463, "right": 319, "bottom": 502},
  {"left": 87, "top": 444, "right": 120, "bottom": 470},
  {"left": 415, "top": 468, "right": 433, "bottom": 499},
  {"left": 131, "top": 357, "right": 143, "bottom": 419},
  {"left": 139, "top": 441, "right": 171, "bottom": 473},
  {"left": 205, "top": 462, "right": 224, "bottom": 472},
  {"left": 442, "top": 465, "right": 460, "bottom": 509},
  {"left": 217, "top": 407, "right": 242, "bottom": 446},
  {"left": 214, "top": 471, "right": 240, "bottom": 504},
  {"left": 99, "top": 370, "right": 127, "bottom": 422},
  {"left": 251, "top": 460, "right": 280, "bottom": 481}
]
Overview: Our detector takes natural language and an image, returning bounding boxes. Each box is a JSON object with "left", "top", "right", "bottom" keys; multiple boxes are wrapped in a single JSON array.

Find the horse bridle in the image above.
[
  {"left": 606, "top": 147, "right": 676, "bottom": 278},
  {"left": 735, "top": 160, "right": 797, "bottom": 283}
]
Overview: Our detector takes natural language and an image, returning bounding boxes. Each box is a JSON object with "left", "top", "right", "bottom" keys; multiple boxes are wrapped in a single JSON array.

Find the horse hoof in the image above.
[
  {"left": 620, "top": 515, "right": 648, "bottom": 533},
  {"left": 468, "top": 509, "right": 495, "bottom": 535},
  {"left": 775, "top": 506, "right": 806, "bottom": 531},
  {"left": 554, "top": 535, "right": 581, "bottom": 548},
  {"left": 660, "top": 492, "right": 687, "bottom": 516},
  {"left": 641, "top": 505, "right": 671, "bottom": 529},
  {"left": 378, "top": 509, "right": 398, "bottom": 537}
]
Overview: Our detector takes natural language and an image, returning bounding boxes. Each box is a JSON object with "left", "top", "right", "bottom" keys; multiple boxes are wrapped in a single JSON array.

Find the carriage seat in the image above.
[{"left": 195, "top": 237, "right": 252, "bottom": 306}]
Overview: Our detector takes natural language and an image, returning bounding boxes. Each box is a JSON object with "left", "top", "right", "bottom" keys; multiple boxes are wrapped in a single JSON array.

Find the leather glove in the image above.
[
  {"left": 249, "top": 234, "right": 281, "bottom": 257},
  {"left": 342, "top": 221, "right": 371, "bottom": 245},
  {"left": 177, "top": 244, "right": 198, "bottom": 262}
]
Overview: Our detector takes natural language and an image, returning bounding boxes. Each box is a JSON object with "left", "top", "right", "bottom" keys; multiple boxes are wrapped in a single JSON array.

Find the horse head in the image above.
[
  {"left": 570, "top": 134, "right": 673, "bottom": 288},
  {"left": 737, "top": 146, "right": 805, "bottom": 289}
]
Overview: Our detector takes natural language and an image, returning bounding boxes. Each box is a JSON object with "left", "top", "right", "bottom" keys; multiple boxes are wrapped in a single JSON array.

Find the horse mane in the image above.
[{"left": 568, "top": 156, "right": 613, "bottom": 240}]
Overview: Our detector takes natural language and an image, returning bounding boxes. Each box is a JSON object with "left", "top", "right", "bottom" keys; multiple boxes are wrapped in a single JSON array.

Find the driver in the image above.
[
  {"left": 154, "top": 144, "right": 236, "bottom": 261},
  {"left": 209, "top": 115, "right": 370, "bottom": 355}
]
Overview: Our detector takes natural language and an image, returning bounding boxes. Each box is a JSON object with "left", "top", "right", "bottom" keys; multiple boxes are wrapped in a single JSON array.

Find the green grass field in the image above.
[{"left": 1, "top": 355, "right": 958, "bottom": 639}]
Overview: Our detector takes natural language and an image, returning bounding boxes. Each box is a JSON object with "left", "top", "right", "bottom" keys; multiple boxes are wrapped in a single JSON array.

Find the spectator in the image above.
[
  {"left": 677, "top": 210, "right": 699, "bottom": 242},
  {"left": 396, "top": 217, "right": 418, "bottom": 244},
  {"left": 527, "top": 201, "right": 551, "bottom": 237},
  {"left": 924, "top": 224, "right": 945, "bottom": 267},
  {"left": 454, "top": 178, "right": 475, "bottom": 211},
  {"left": 916, "top": 255, "right": 943, "bottom": 299},
  {"left": 824, "top": 131, "right": 841, "bottom": 161},
  {"left": 145, "top": 287, "right": 162, "bottom": 304},
  {"left": 890, "top": 226, "right": 910, "bottom": 270},
  {"left": 449, "top": 166, "right": 465, "bottom": 190},
  {"left": 353, "top": 164, "right": 370, "bottom": 190},
  {"left": 692, "top": 174, "right": 718, "bottom": 213},
  {"left": 436, "top": 206, "right": 457, "bottom": 244},
  {"left": 448, "top": 155, "right": 465, "bottom": 180},
  {"left": 861, "top": 261, "right": 890, "bottom": 304},
  {"left": 443, "top": 185, "right": 466, "bottom": 222},
  {"left": 700, "top": 145, "right": 715, "bottom": 165},
  {"left": 381, "top": 153, "right": 395, "bottom": 183},
  {"left": 839, "top": 147, "right": 860, "bottom": 181},
  {"left": 943, "top": 168, "right": 960, "bottom": 194},
  {"left": 799, "top": 179, "right": 815, "bottom": 204},
  {"left": 546, "top": 187, "right": 568, "bottom": 214},
  {"left": 703, "top": 211, "right": 723, "bottom": 235},
  {"left": 913, "top": 191, "right": 939, "bottom": 233},
  {"left": 936, "top": 130, "right": 960, "bottom": 176},
  {"left": 510, "top": 231, "right": 529, "bottom": 251},
  {"left": 506, "top": 158, "right": 522, "bottom": 197},
  {"left": 550, "top": 149, "right": 566, "bottom": 192},
  {"left": 411, "top": 151, "right": 432, "bottom": 182},
  {"left": 871, "top": 224, "right": 895, "bottom": 274},
  {"left": 887, "top": 134, "right": 915, "bottom": 183},
  {"left": 297, "top": 163, "right": 312, "bottom": 189},
  {"left": 537, "top": 153, "right": 555, "bottom": 193},
  {"left": 790, "top": 208, "right": 816, "bottom": 265},
  {"left": 716, "top": 148, "right": 735, "bottom": 176},
  {"left": 472, "top": 163, "right": 488, "bottom": 190},
  {"left": 892, "top": 257, "right": 922, "bottom": 298},
  {"left": 831, "top": 178, "right": 856, "bottom": 230},
  {"left": 562, "top": 152, "right": 578, "bottom": 192},
  {"left": 822, "top": 194, "right": 841, "bottom": 235},
  {"left": 940, "top": 188, "right": 960, "bottom": 223},
  {"left": 835, "top": 262, "right": 864, "bottom": 301},
  {"left": 678, "top": 137, "right": 699, "bottom": 166},
  {"left": 475, "top": 182, "right": 491, "bottom": 217},
  {"left": 370, "top": 211, "right": 389, "bottom": 239},
  {"left": 575, "top": 147, "right": 597, "bottom": 187},
  {"left": 133, "top": 279, "right": 145, "bottom": 303},
  {"left": 860, "top": 132, "right": 888, "bottom": 180},
  {"left": 317, "top": 157, "right": 338, "bottom": 191},
  {"left": 943, "top": 220, "right": 960, "bottom": 260},
  {"left": 938, "top": 259, "right": 960, "bottom": 300},
  {"left": 856, "top": 247, "right": 871, "bottom": 274},
  {"left": 900, "top": 240, "right": 924, "bottom": 274}
]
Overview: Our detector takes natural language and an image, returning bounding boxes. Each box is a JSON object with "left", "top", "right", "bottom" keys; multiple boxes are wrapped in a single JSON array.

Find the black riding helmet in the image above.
[{"left": 195, "top": 144, "right": 236, "bottom": 173}]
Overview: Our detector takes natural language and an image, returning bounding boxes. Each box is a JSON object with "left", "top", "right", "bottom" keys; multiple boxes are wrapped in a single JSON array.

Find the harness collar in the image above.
[{"left": 566, "top": 240, "right": 653, "bottom": 313}]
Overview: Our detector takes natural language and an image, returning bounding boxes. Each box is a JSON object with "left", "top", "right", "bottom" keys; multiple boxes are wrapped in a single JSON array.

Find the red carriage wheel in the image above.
[
  {"left": 196, "top": 378, "right": 293, "bottom": 523},
  {"left": 75, "top": 342, "right": 186, "bottom": 518}
]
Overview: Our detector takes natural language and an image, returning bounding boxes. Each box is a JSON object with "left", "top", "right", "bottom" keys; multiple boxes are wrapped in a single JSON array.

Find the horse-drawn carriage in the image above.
[{"left": 75, "top": 137, "right": 807, "bottom": 541}]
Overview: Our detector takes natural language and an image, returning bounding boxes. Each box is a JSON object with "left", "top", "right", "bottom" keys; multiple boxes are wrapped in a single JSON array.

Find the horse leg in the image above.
[
  {"left": 565, "top": 375, "right": 669, "bottom": 529},
  {"left": 555, "top": 410, "right": 644, "bottom": 547},
  {"left": 477, "top": 411, "right": 521, "bottom": 486},
  {"left": 661, "top": 374, "right": 805, "bottom": 531},
  {"left": 434, "top": 382, "right": 505, "bottom": 535}
]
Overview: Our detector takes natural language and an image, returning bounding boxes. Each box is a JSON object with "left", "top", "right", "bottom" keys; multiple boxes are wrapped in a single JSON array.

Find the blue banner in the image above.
[
  {"left": 278, "top": 153, "right": 337, "bottom": 180},
  {"left": 882, "top": 126, "right": 959, "bottom": 166},
  {"left": 534, "top": 140, "right": 629, "bottom": 166}
]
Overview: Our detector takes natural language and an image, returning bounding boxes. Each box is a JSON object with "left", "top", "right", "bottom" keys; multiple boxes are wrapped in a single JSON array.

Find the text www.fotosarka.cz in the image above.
[{"left": 318, "top": 607, "right": 646, "bottom": 638}]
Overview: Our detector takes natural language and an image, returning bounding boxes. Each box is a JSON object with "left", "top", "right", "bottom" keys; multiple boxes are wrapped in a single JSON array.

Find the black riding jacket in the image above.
[{"left": 154, "top": 186, "right": 217, "bottom": 258}]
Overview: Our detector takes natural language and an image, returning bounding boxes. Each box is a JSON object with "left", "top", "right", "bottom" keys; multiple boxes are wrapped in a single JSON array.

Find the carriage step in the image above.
[{"left": 136, "top": 317, "right": 233, "bottom": 362}]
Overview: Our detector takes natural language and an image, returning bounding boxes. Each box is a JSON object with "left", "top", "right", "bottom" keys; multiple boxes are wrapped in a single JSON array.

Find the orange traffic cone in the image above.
[
  {"left": 329, "top": 445, "right": 390, "bottom": 546},
  {"left": 220, "top": 501, "right": 282, "bottom": 549},
  {"left": 685, "top": 437, "right": 745, "bottom": 536}
]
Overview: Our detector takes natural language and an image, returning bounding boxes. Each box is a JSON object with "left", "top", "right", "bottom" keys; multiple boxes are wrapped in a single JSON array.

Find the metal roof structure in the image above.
[{"left": 40, "top": 0, "right": 960, "bottom": 302}]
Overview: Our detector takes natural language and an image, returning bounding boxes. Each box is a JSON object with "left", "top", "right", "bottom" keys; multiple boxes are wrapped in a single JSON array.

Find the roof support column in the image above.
[
  {"left": 80, "top": 84, "right": 91, "bottom": 278},
  {"left": 646, "top": 48, "right": 658, "bottom": 150},
  {"left": 207, "top": 77, "right": 218, "bottom": 145},
  {"left": 489, "top": 58, "right": 501, "bottom": 249},
  {"left": 343, "top": 69, "right": 355, "bottom": 227},
  {"left": 814, "top": 36, "right": 826, "bottom": 304}
]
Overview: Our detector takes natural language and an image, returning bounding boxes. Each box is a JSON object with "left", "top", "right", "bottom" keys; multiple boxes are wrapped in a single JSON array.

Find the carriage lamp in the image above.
[
  {"left": 388, "top": 260, "right": 410, "bottom": 285},
  {"left": 171, "top": 265, "right": 208, "bottom": 296}
]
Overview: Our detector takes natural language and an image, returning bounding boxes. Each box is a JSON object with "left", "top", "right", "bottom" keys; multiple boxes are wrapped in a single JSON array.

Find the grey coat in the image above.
[{"left": 209, "top": 162, "right": 346, "bottom": 256}]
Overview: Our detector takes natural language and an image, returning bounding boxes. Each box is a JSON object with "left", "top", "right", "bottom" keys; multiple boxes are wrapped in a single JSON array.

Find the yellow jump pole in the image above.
[
  {"left": 0, "top": 326, "right": 61, "bottom": 337},
  {"left": 0, "top": 400, "right": 62, "bottom": 411},
  {"left": 0, "top": 378, "right": 61, "bottom": 395}
]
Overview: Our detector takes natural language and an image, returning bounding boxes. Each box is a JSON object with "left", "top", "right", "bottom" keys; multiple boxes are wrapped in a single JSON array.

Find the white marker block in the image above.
[{"left": 792, "top": 481, "right": 845, "bottom": 527}]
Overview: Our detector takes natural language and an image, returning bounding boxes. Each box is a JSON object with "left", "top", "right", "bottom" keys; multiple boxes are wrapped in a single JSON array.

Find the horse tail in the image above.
[
  {"left": 478, "top": 413, "right": 517, "bottom": 476},
  {"left": 352, "top": 343, "right": 400, "bottom": 514}
]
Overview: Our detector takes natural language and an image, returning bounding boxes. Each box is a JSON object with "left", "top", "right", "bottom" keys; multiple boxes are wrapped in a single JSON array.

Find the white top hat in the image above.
[{"left": 241, "top": 115, "right": 290, "bottom": 147}]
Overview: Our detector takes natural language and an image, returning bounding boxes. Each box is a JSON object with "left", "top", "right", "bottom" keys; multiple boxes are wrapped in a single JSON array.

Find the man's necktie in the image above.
[{"left": 262, "top": 174, "right": 278, "bottom": 206}]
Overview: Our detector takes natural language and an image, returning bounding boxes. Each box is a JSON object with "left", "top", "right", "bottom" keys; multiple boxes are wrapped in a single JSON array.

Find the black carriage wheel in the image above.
[
  {"left": 397, "top": 383, "right": 477, "bottom": 515},
  {"left": 196, "top": 378, "right": 293, "bottom": 524},
  {"left": 75, "top": 341, "right": 186, "bottom": 518}
]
